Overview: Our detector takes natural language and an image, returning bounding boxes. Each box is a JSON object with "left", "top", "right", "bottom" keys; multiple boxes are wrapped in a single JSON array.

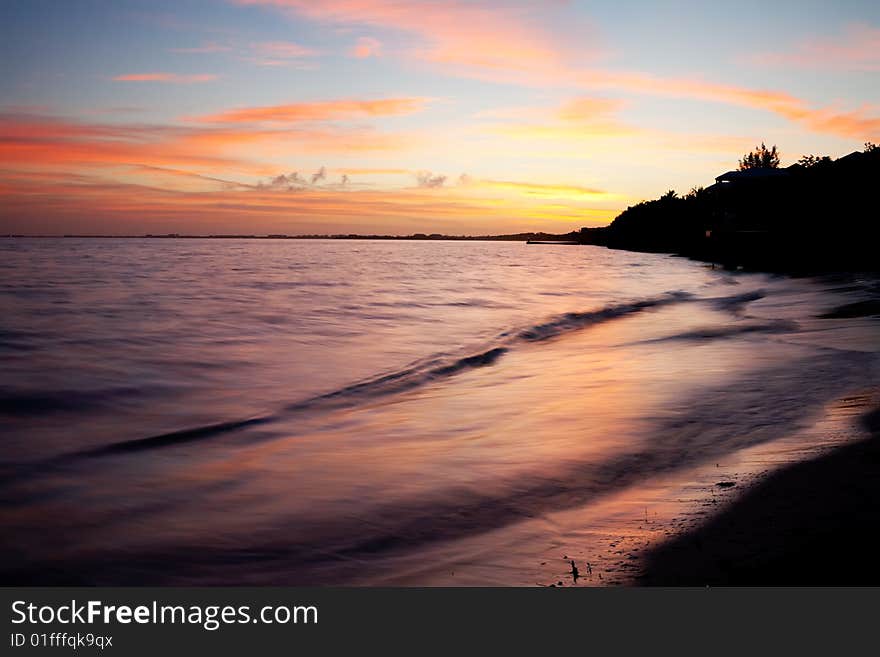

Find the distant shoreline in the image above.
[
  {"left": 578, "top": 145, "right": 880, "bottom": 273},
  {"left": 0, "top": 232, "right": 579, "bottom": 242}
]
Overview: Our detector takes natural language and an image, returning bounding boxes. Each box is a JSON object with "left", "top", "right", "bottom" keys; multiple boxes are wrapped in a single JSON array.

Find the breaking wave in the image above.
[{"left": 9, "top": 288, "right": 767, "bottom": 467}]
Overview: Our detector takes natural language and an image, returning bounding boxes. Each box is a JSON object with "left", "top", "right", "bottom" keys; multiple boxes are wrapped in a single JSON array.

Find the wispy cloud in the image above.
[
  {"left": 168, "top": 39, "right": 321, "bottom": 68},
  {"left": 245, "top": 40, "right": 321, "bottom": 66},
  {"left": 580, "top": 71, "right": 880, "bottom": 141},
  {"left": 113, "top": 73, "right": 218, "bottom": 83},
  {"left": 238, "top": 0, "right": 880, "bottom": 141},
  {"left": 235, "top": 0, "right": 586, "bottom": 85},
  {"left": 309, "top": 165, "right": 327, "bottom": 184},
  {"left": 482, "top": 95, "right": 638, "bottom": 142},
  {"left": 748, "top": 23, "right": 880, "bottom": 72},
  {"left": 190, "top": 97, "right": 429, "bottom": 124},
  {"left": 0, "top": 112, "right": 264, "bottom": 174},
  {"left": 256, "top": 169, "right": 352, "bottom": 191},
  {"left": 0, "top": 108, "right": 418, "bottom": 186},
  {"left": 415, "top": 171, "right": 446, "bottom": 188},
  {"left": 476, "top": 179, "right": 614, "bottom": 200},
  {"left": 252, "top": 40, "right": 319, "bottom": 59},
  {"left": 169, "top": 42, "right": 232, "bottom": 54},
  {"left": 335, "top": 167, "right": 411, "bottom": 176}
]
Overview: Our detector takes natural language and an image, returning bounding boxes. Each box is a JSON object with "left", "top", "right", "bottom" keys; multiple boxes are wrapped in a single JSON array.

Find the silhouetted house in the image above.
[
  {"left": 714, "top": 168, "right": 790, "bottom": 184},
  {"left": 704, "top": 167, "right": 791, "bottom": 194},
  {"left": 835, "top": 151, "right": 864, "bottom": 166}
]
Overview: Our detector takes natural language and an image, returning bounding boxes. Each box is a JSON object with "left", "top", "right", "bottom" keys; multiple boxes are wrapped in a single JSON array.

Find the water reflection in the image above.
[{"left": 0, "top": 239, "right": 877, "bottom": 584}]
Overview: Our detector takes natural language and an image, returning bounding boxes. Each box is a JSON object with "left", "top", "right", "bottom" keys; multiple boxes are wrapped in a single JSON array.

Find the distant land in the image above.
[
  {"left": 5, "top": 144, "right": 877, "bottom": 275},
  {"left": 0, "top": 231, "right": 579, "bottom": 242}
]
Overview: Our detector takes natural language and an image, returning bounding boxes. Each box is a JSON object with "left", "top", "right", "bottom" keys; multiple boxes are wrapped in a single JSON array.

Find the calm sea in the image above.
[{"left": 1, "top": 238, "right": 878, "bottom": 584}]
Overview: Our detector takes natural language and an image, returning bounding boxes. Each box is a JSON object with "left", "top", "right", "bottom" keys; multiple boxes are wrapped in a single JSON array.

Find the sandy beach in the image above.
[
  {"left": 635, "top": 403, "right": 880, "bottom": 585},
  {"left": 351, "top": 391, "right": 880, "bottom": 587}
]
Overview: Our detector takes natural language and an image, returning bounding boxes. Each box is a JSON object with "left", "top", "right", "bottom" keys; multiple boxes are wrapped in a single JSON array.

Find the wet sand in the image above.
[
  {"left": 636, "top": 404, "right": 880, "bottom": 585},
  {"left": 353, "top": 393, "right": 877, "bottom": 587}
]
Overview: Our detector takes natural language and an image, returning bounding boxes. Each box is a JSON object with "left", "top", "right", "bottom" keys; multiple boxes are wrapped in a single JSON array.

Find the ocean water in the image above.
[{"left": 1, "top": 238, "right": 878, "bottom": 584}]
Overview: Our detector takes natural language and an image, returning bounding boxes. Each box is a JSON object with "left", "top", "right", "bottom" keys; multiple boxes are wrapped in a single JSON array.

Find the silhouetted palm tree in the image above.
[{"left": 738, "top": 143, "right": 780, "bottom": 170}]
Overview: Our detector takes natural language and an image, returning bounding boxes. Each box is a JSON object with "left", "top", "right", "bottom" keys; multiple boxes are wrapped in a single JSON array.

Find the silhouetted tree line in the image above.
[{"left": 579, "top": 143, "right": 880, "bottom": 272}]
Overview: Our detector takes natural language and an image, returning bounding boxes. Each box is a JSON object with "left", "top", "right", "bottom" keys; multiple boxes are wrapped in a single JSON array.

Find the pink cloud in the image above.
[
  {"left": 749, "top": 23, "right": 880, "bottom": 72},
  {"left": 351, "top": 36, "right": 382, "bottom": 59},
  {"left": 113, "top": 73, "right": 218, "bottom": 83},
  {"left": 237, "top": 0, "right": 880, "bottom": 141},
  {"left": 243, "top": 41, "right": 321, "bottom": 67},
  {"left": 252, "top": 40, "right": 320, "bottom": 58},
  {"left": 235, "top": 0, "right": 582, "bottom": 84},
  {"left": 591, "top": 71, "right": 880, "bottom": 140},
  {"left": 169, "top": 42, "right": 232, "bottom": 54}
]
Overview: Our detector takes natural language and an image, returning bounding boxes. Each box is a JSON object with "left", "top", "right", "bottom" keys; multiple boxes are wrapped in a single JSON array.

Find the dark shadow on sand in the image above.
[{"left": 638, "top": 406, "right": 880, "bottom": 585}]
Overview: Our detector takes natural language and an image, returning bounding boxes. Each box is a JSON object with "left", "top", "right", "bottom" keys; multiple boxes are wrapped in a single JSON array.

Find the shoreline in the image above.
[
  {"left": 633, "top": 401, "right": 880, "bottom": 585},
  {"left": 518, "top": 391, "right": 879, "bottom": 587},
  {"left": 395, "top": 391, "right": 880, "bottom": 588},
  {"left": 0, "top": 233, "right": 578, "bottom": 242}
]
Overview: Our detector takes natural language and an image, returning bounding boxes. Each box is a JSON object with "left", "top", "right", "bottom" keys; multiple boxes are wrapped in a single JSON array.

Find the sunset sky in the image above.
[{"left": 2, "top": 0, "right": 879, "bottom": 235}]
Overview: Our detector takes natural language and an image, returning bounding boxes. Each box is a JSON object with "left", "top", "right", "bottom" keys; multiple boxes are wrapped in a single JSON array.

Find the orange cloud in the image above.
[
  {"left": 482, "top": 95, "right": 639, "bottom": 143},
  {"left": 0, "top": 110, "right": 416, "bottom": 185},
  {"left": 177, "top": 124, "right": 412, "bottom": 154},
  {"left": 0, "top": 113, "right": 253, "bottom": 173},
  {"left": 113, "top": 73, "right": 218, "bottom": 83},
  {"left": 580, "top": 71, "right": 880, "bottom": 141},
  {"left": 474, "top": 179, "right": 615, "bottom": 200},
  {"left": 557, "top": 97, "right": 626, "bottom": 122},
  {"left": 0, "top": 174, "right": 610, "bottom": 235},
  {"left": 0, "top": 110, "right": 618, "bottom": 234},
  {"left": 773, "top": 104, "right": 880, "bottom": 141},
  {"left": 190, "top": 97, "right": 429, "bottom": 124}
]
